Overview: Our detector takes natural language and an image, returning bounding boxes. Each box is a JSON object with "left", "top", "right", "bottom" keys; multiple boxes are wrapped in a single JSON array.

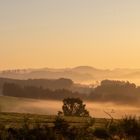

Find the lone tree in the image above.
[{"left": 62, "top": 98, "right": 89, "bottom": 117}]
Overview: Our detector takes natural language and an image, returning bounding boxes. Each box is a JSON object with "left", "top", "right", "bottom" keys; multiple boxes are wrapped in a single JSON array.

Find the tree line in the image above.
[
  {"left": 3, "top": 83, "right": 85, "bottom": 100},
  {"left": 2, "top": 79, "right": 140, "bottom": 105}
]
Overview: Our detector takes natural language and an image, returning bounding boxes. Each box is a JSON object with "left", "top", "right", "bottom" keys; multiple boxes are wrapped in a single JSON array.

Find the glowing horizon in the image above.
[{"left": 1, "top": 0, "right": 140, "bottom": 70}]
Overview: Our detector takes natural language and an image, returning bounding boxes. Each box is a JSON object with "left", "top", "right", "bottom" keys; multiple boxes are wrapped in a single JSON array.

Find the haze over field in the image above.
[{"left": 1, "top": 96, "right": 140, "bottom": 119}]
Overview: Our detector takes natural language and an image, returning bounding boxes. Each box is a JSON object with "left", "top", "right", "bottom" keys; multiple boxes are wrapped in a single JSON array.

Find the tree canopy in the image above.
[{"left": 62, "top": 98, "right": 89, "bottom": 117}]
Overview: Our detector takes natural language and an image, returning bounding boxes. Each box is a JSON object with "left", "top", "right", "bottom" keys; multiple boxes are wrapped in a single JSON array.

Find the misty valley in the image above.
[
  {"left": 0, "top": 74, "right": 140, "bottom": 139},
  {"left": 0, "top": 77, "right": 140, "bottom": 118}
]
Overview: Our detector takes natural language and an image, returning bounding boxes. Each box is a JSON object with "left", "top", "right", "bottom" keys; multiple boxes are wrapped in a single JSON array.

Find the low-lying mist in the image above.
[{"left": 0, "top": 96, "right": 140, "bottom": 119}]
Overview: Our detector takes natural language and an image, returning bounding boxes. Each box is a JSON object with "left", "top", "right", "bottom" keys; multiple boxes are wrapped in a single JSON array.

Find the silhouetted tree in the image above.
[{"left": 62, "top": 98, "right": 89, "bottom": 117}]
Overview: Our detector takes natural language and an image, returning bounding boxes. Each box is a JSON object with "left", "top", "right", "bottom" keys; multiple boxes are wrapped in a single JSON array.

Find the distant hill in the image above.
[
  {"left": 1, "top": 66, "right": 140, "bottom": 85},
  {"left": 0, "top": 67, "right": 94, "bottom": 83}
]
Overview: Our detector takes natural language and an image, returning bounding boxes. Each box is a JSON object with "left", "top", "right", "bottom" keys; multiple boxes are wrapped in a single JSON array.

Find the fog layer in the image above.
[{"left": 0, "top": 96, "right": 140, "bottom": 119}]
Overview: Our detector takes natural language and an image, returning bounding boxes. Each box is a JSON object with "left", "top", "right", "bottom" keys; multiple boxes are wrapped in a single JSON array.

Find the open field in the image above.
[{"left": 0, "top": 112, "right": 114, "bottom": 129}]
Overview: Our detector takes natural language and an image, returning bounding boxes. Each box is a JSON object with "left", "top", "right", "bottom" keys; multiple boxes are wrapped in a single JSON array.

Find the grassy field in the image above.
[{"left": 0, "top": 112, "right": 110, "bottom": 128}]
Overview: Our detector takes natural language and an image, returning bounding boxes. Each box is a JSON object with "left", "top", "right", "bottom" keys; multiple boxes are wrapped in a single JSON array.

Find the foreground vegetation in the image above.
[
  {"left": 0, "top": 113, "right": 139, "bottom": 139},
  {"left": 0, "top": 97, "right": 139, "bottom": 139}
]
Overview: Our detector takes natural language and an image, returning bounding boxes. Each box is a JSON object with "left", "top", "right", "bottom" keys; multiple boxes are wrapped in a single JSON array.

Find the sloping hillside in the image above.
[{"left": 1, "top": 66, "right": 140, "bottom": 84}]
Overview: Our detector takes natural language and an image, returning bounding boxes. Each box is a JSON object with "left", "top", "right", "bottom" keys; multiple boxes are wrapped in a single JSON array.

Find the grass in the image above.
[{"left": 0, "top": 111, "right": 115, "bottom": 129}]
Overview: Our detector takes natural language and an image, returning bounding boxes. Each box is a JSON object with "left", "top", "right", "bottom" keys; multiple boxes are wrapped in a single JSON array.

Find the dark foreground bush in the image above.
[
  {"left": 0, "top": 116, "right": 94, "bottom": 140},
  {"left": 107, "top": 116, "right": 140, "bottom": 140},
  {"left": 93, "top": 127, "right": 110, "bottom": 139},
  {"left": 0, "top": 115, "right": 139, "bottom": 140},
  {"left": 118, "top": 116, "right": 140, "bottom": 139}
]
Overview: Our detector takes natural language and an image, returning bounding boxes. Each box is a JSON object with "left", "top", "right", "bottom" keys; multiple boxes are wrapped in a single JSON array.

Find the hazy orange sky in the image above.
[{"left": 1, "top": 0, "right": 140, "bottom": 70}]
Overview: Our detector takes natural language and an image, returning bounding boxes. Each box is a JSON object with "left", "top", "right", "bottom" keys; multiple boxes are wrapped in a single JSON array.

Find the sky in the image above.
[{"left": 0, "top": 0, "right": 140, "bottom": 70}]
